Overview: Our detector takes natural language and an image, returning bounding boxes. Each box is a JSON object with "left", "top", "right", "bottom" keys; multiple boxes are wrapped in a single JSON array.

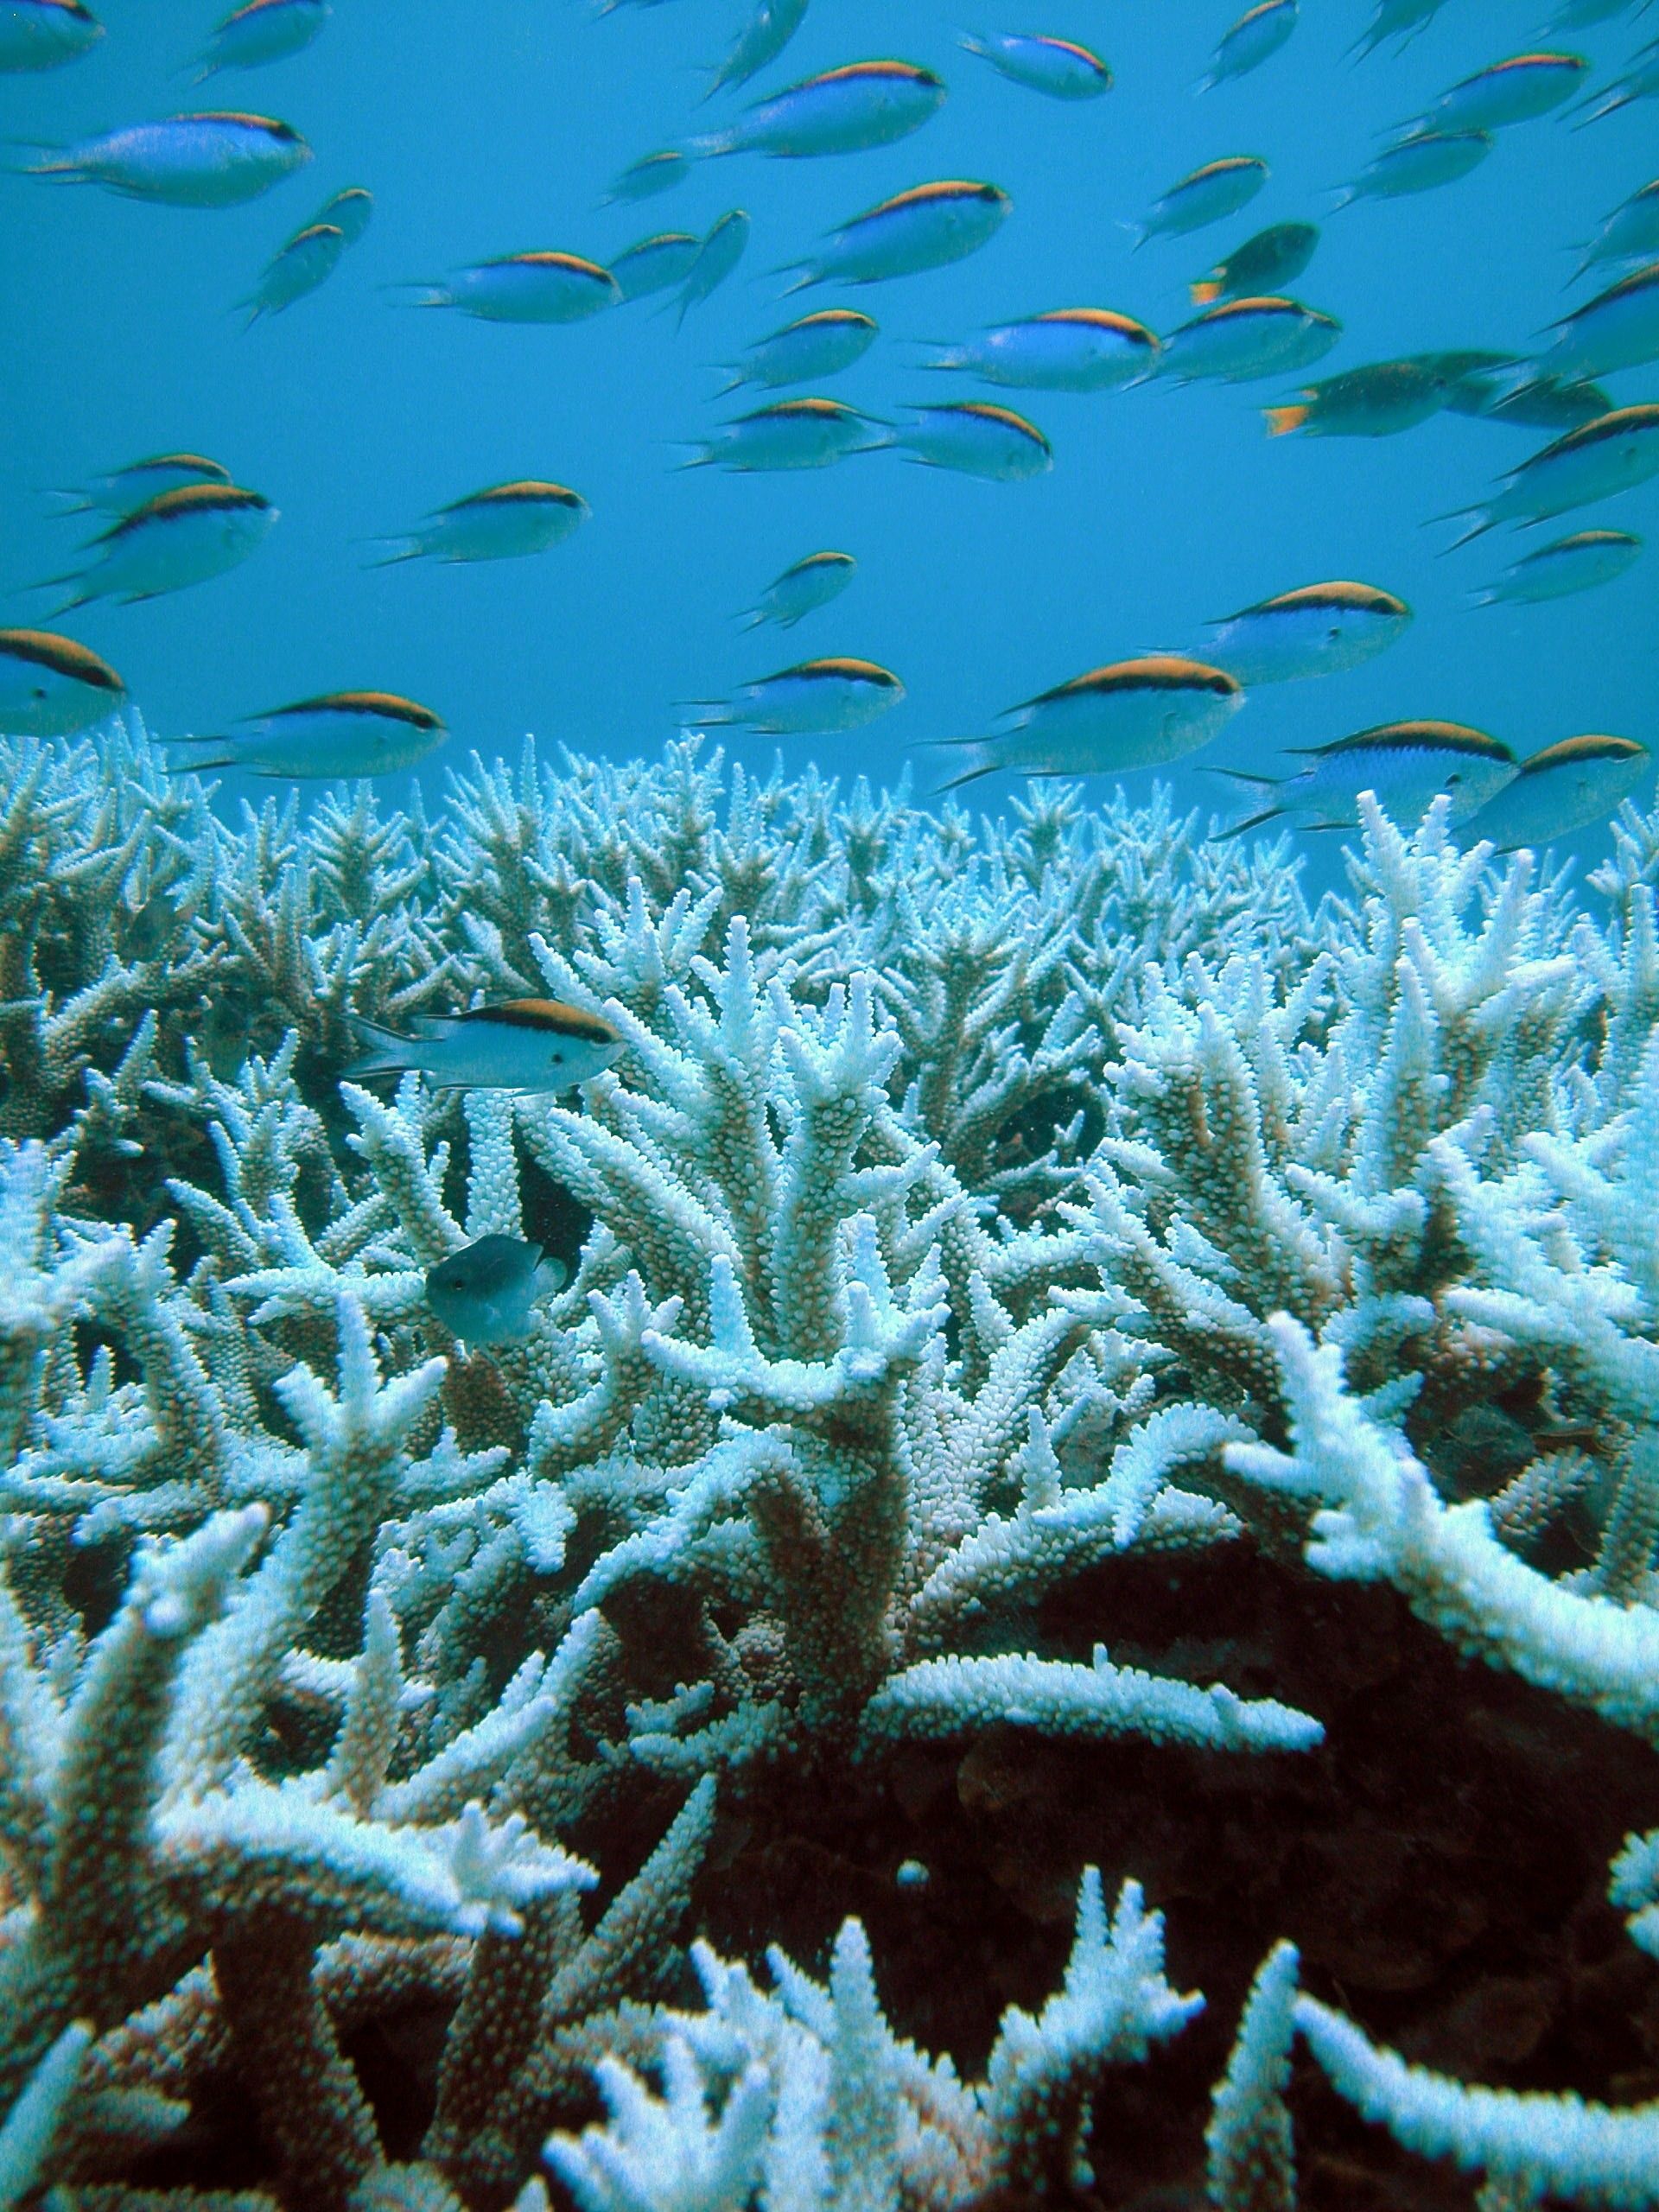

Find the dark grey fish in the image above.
[{"left": 425, "top": 1235, "right": 567, "bottom": 1345}]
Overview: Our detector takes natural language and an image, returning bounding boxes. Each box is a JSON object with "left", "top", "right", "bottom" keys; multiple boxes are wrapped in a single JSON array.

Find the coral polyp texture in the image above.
[{"left": 2, "top": 718, "right": 1659, "bottom": 2208}]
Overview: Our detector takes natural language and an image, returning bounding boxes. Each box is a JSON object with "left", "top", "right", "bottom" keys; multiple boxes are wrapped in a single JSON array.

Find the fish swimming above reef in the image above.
[
  {"left": 1263, "top": 360, "right": 1449, "bottom": 438},
  {"left": 1543, "top": 263, "right": 1659, "bottom": 379},
  {"left": 603, "top": 149, "right": 687, "bottom": 204},
  {"left": 1471, "top": 528, "right": 1643, "bottom": 605},
  {"left": 1210, "top": 721, "right": 1517, "bottom": 836},
  {"left": 895, "top": 401, "right": 1052, "bottom": 480},
  {"left": 611, "top": 231, "right": 701, "bottom": 302},
  {"left": 1573, "top": 179, "right": 1659, "bottom": 282},
  {"left": 167, "top": 690, "right": 448, "bottom": 778},
  {"left": 425, "top": 1236, "right": 568, "bottom": 1346},
  {"left": 0, "top": 0, "right": 102, "bottom": 71},
  {"left": 682, "top": 397, "right": 888, "bottom": 471},
  {"left": 914, "top": 308, "right": 1157, "bottom": 391},
  {"left": 1199, "top": 582, "right": 1412, "bottom": 683},
  {"left": 1190, "top": 221, "right": 1319, "bottom": 306},
  {"left": 1571, "top": 35, "right": 1659, "bottom": 124},
  {"left": 721, "top": 308, "right": 878, "bottom": 392},
  {"left": 367, "top": 482, "right": 590, "bottom": 566},
  {"left": 0, "top": 627, "right": 124, "bottom": 734},
  {"left": 703, "top": 0, "right": 809, "bottom": 100},
  {"left": 1440, "top": 404, "right": 1659, "bottom": 543},
  {"left": 779, "top": 180, "right": 1011, "bottom": 289},
  {"left": 1157, "top": 298, "right": 1339, "bottom": 385},
  {"left": 39, "top": 483, "right": 276, "bottom": 608},
  {"left": 671, "top": 209, "right": 750, "bottom": 324},
  {"left": 19, "top": 111, "right": 311, "bottom": 205},
  {"left": 687, "top": 657, "right": 904, "bottom": 735},
  {"left": 683, "top": 60, "right": 945, "bottom": 159},
  {"left": 345, "top": 999, "right": 625, "bottom": 1091},
  {"left": 1198, "top": 1, "right": 1298, "bottom": 92},
  {"left": 1466, "top": 734, "right": 1651, "bottom": 849},
  {"left": 190, "top": 0, "right": 328, "bottom": 79},
  {"left": 238, "top": 220, "right": 344, "bottom": 325},
  {"left": 49, "top": 451, "right": 232, "bottom": 516},
  {"left": 1332, "top": 130, "right": 1491, "bottom": 207},
  {"left": 1407, "top": 51, "right": 1589, "bottom": 132},
  {"left": 957, "top": 32, "right": 1112, "bottom": 99},
  {"left": 923, "top": 655, "right": 1243, "bottom": 789},
  {"left": 402, "top": 251, "right": 620, "bottom": 321},
  {"left": 1133, "top": 157, "right": 1268, "bottom": 245},
  {"left": 739, "top": 550, "right": 855, "bottom": 629}
]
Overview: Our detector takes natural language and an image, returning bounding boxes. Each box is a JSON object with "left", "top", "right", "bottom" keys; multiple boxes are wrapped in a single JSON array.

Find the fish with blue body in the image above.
[
  {"left": 1158, "top": 298, "right": 1339, "bottom": 385},
  {"left": 603, "top": 150, "right": 687, "bottom": 204},
  {"left": 1468, "top": 734, "right": 1650, "bottom": 850},
  {"left": 238, "top": 220, "right": 344, "bottom": 325},
  {"left": 40, "top": 483, "right": 276, "bottom": 608},
  {"left": 923, "top": 656, "right": 1243, "bottom": 789},
  {"left": 1408, "top": 51, "right": 1588, "bottom": 132},
  {"left": 425, "top": 1236, "right": 568, "bottom": 1347},
  {"left": 611, "top": 232, "right": 701, "bottom": 301},
  {"left": 21, "top": 112, "right": 310, "bottom": 205},
  {"left": 689, "top": 658, "right": 904, "bottom": 736},
  {"left": 672, "top": 210, "right": 750, "bottom": 325},
  {"left": 1351, "top": 0, "right": 1452, "bottom": 60},
  {"left": 1199, "top": 1, "right": 1298, "bottom": 92},
  {"left": 721, "top": 308, "right": 878, "bottom": 393},
  {"left": 1471, "top": 529, "right": 1643, "bottom": 605},
  {"left": 739, "top": 550, "right": 856, "bottom": 629},
  {"left": 1200, "top": 582, "right": 1412, "bottom": 683},
  {"left": 369, "top": 483, "right": 590, "bottom": 566},
  {"left": 781, "top": 180, "right": 1011, "bottom": 289},
  {"left": 1134, "top": 158, "right": 1268, "bottom": 245},
  {"left": 685, "top": 60, "right": 945, "bottom": 159},
  {"left": 704, "top": 0, "right": 808, "bottom": 100},
  {"left": 191, "top": 0, "right": 327, "bottom": 79},
  {"left": 897, "top": 402, "right": 1052, "bottom": 480},
  {"left": 0, "top": 629, "right": 124, "bottom": 735},
  {"left": 683, "top": 397, "right": 888, "bottom": 471},
  {"left": 0, "top": 0, "right": 100, "bottom": 70},
  {"left": 1544, "top": 263, "right": 1659, "bottom": 379},
  {"left": 168, "top": 691, "right": 447, "bottom": 778},
  {"left": 312, "top": 183, "right": 372, "bottom": 243},
  {"left": 1572, "top": 36, "right": 1659, "bottom": 124},
  {"left": 1573, "top": 181, "right": 1659, "bottom": 283},
  {"left": 915, "top": 308, "right": 1157, "bottom": 391},
  {"left": 957, "top": 32, "right": 1111, "bottom": 99},
  {"left": 50, "top": 453, "right": 232, "bottom": 517},
  {"left": 1442, "top": 404, "right": 1659, "bottom": 543},
  {"left": 1333, "top": 130, "right": 1491, "bottom": 207},
  {"left": 346, "top": 1000, "right": 625, "bottom": 1091},
  {"left": 405, "top": 252, "right": 620, "bottom": 322},
  {"left": 1211, "top": 722, "right": 1517, "bottom": 836}
]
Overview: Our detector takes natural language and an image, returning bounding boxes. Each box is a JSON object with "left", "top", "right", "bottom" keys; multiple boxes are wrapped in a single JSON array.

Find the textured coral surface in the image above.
[{"left": 3, "top": 723, "right": 1659, "bottom": 2212}]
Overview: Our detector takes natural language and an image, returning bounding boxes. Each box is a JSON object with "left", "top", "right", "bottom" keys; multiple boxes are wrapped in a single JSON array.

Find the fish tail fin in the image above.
[
  {"left": 956, "top": 31, "right": 990, "bottom": 59},
  {"left": 714, "top": 368, "right": 747, "bottom": 397},
  {"left": 915, "top": 739, "right": 996, "bottom": 795},
  {"left": 163, "top": 735, "right": 237, "bottom": 772},
  {"left": 1204, "top": 769, "right": 1284, "bottom": 841},
  {"left": 41, "top": 489, "right": 92, "bottom": 517},
  {"left": 1262, "top": 404, "right": 1309, "bottom": 437},
  {"left": 382, "top": 282, "right": 452, "bottom": 309},
  {"left": 736, "top": 607, "right": 766, "bottom": 629},
  {"left": 681, "top": 129, "right": 734, "bottom": 157},
  {"left": 772, "top": 264, "right": 819, "bottom": 296},
  {"left": 342, "top": 1014, "right": 416, "bottom": 1082},
  {"left": 670, "top": 444, "right": 715, "bottom": 471},
  {"left": 1571, "top": 92, "right": 1626, "bottom": 128},
  {"left": 11, "top": 152, "right": 83, "bottom": 181},
  {"left": 1121, "top": 219, "right": 1150, "bottom": 252},
  {"left": 912, "top": 339, "right": 966, "bottom": 370},
  {"left": 363, "top": 538, "right": 423, "bottom": 568},
  {"left": 1466, "top": 586, "right": 1497, "bottom": 607},
  {"left": 1428, "top": 502, "right": 1495, "bottom": 550},
  {"left": 1189, "top": 276, "right": 1224, "bottom": 305},
  {"left": 533, "top": 1255, "right": 569, "bottom": 1300}
]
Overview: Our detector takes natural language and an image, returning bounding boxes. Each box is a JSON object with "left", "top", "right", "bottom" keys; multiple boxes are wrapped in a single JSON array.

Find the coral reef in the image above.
[{"left": 2, "top": 719, "right": 1658, "bottom": 2209}]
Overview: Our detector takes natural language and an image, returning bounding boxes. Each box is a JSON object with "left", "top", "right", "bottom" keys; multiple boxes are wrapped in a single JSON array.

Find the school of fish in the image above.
[{"left": 3, "top": 0, "right": 1656, "bottom": 846}]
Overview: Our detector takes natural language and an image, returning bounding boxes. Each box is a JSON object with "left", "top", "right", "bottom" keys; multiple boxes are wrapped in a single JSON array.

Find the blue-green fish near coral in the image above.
[
  {"left": 190, "top": 0, "right": 327, "bottom": 79},
  {"left": 238, "top": 219, "right": 344, "bottom": 324},
  {"left": 684, "top": 60, "right": 945, "bottom": 159},
  {"left": 1471, "top": 528, "right": 1643, "bottom": 605},
  {"left": 1468, "top": 734, "right": 1650, "bottom": 850},
  {"left": 1134, "top": 158, "right": 1268, "bottom": 245},
  {"left": 405, "top": 251, "right": 620, "bottom": 321},
  {"left": 369, "top": 482, "right": 590, "bottom": 566},
  {"left": 1200, "top": 581, "right": 1412, "bottom": 683},
  {"left": 346, "top": 998, "right": 625, "bottom": 1091},
  {"left": 169, "top": 690, "right": 447, "bottom": 777},
  {"left": 0, "top": 627, "right": 124, "bottom": 734},
  {"left": 41, "top": 482, "right": 276, "bottom": 607},
  {"left": 924, "top": 656, "right": 1243, "bottom": 788},
  {"left": 915, "top": 308, "right": 1157, "bottom": 391},
  {"left": 20, "top": 111, "right": 310, "bottom": 205},
  {"left": 0, "top": 0, "right": 101, "bottom": 71},
  {"left": 684, "top": 397, "right": 887, "bottom": 471},
  {"left": 739, "top": 550, "right": 855, "bottom": 629},
  {"left": 957, "top": 31, "right": 1111, "bottom": 99},
  {"left": 1211, "top": 721, "right": 1517, "bottom": 836},
  {"left": 425, "top": 1236, "right": 568, "bottom": 1346},
  {"left": 49, "top": 451, "right": 232, "bottom": 516},
  {"left": 897, "top": 401, "right": 1052, "bottom": 480},
  {"left": 721, "top": 308, "right": 878, "bottom": 392},
  {"left": 690, "top": 657, "right": 904, "bottom": 735},
  {"left": 780, "top": 180, "right": 1011, "bottom": 289},
  {"left": 1199, "top": 1, "right": 1298, "bottom": 91}
]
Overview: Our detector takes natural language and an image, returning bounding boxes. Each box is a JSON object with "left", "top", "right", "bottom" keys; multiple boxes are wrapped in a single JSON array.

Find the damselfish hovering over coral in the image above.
[{"left": 3, "top": 720, "right": 1659, "bottom": 2208}]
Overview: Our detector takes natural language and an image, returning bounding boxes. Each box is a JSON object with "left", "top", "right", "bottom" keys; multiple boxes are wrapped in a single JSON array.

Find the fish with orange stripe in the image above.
[
  {"left": 0, "top": 628, "right": 124, "bottom": 734},
  {"left": 779, "top": 179, "right": 1010, "bottom": 289},
  {"left": 921, "top": 656, "right": 1242, "bottom": 790},
  {"left": 367, "top": 482, "right": 589, "bottom": 567},
  {"left": 683, "top": 397, "right": 889, "bottom": 471},
  {"left": 957, "top": 31, "right": 1111, "bottom": 98},
  {"left": 686, "top": 657, "right": 904, "bottom": 735},
  {"left": 914, "top": 307, "right": 1157, "bottom": 390},
  {"left": 168, "top": 690, "right": 448, "bottom": 778},
  {"left": 896, "top": 401, "right": 1052, "bottom": 480},
  {"left": 38, "top": 483, "right": 276, "bottom": 608},
  {"left": 400, "top": 251, "right": 620, "bottom": 321},
  {"left": 683, "top": 60, "right": 944, "bottom": 158},
  {"left": 345, "top": 998, "right": 623, "bottom": 1092}
]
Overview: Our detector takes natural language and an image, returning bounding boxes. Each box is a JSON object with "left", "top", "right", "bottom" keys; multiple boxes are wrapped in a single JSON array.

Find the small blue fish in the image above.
[
  {"left": 1332, "top": 131, "right": 1491, "bottom": 207},
  {"left": 1211, "top": 723, "right": 1517, "bottom": 836},
  {"left": 957, "top": 31, "right": 1111, "bottom": 99},
  {"left": 41, "top": 483, "right": 276, "bottom": 608},
  {"left": 1199, "top": 0, "right": 1297, "bottom": 91},
  {"left": 685, "top": 60, "right": 945, "bottom": 160},
  {"left": 782, "top": 179, "right": 1011, "bottom": 289},
  {"left": 1200, "top": 582, "right": 1412, "bottom": 684},
  {"left": 406, "top": 251, "right": 621, "bottom": 322},
  {"left": 1134, "top": 158, "right": 1268, "bottom": 246},
  {"left": 690, "top": 656, "right": 904, "bottom": 736},
  {"left": 1408, "top": 50, "right": 1588, "bottom": 132},
  {"left": 1573, "top": 36, "right": 1659, "bottom": 124},
  {"left": 191, "top": 0, "right": 327, "bottom": 79},
  {"left": 313, "top": 183, "right": 372, "bottom": 243},
  {"left": 1573, "top": 181, "right": 1659, "bottom": 283},
  {"left": 346, "top": 999, "right": 624, "bottom": 1092},
  {"left": 1351, "top": 0, "right": 1452, "bottom": 60},
  {"left": 898, "top": 401, "right": 1052, "bottom": 480},
  {"left": 721, "top": 308, "right": 878, "bottom": 392},
  {"left": 22, "top": 112, "right": 311, "bottom": 207},
  {"left": 238, "top": 219, "right": 344, "bottom": 325},
  {"left": 924, "top": 657, "right": 1243, "bottom": 788},
  {"left": 0, "top": 628, "right": 124, "bottom": 735},
  {"left": 425, "top": 1236, "right": 568, "bottom": 1348},
  {"left": 1469, "top": 734, "right": 1650, "bottom": 851},
  {"left": 603, "top": 149, "right": 688, "bottom": 204},
  {"left": 168, "top": 691, "right": 447, "bottom": 778},
  {"left": 704, "top": 0, "right": 808, "bottom": 99},
  {"left": 739, "top": 550, "right": 856, "bottom": 630},
  {"left": 369, "top": 481, "right": 589, "bottom": 566},
  {"left": 683, "top": 397, "right": 888, "bottom": 472},
  {"left": 611, "top": 230, "right": 702, "bottom": 301},
  {"left": 1545, "top": 263, "right": 1659, "bottom": 380},
  {"left": 50, "top": 451, "right": 232, "bottom": 517},
  {"left": 1471, "top": 529, "right": 1643, "bottom": 606},
  {"left": 1157, "top": 297, "right": 1339, "bottom": 384},
  {"left": 671, "top": 210, "right": 750, "bottom": 326},
  {"left": 1441, "top": 404, "right": 1659, "bottom": 543},
  {"left": 0, "top": 0, "right": 101, "bottom": 71},
  {"left": 916, "top": 308, "right": 1157, "bottom": 391}
]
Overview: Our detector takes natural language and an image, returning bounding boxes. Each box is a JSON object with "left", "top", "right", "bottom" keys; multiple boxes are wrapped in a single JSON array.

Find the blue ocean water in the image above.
[{"left": 4, "top": 0, "right": 1656, "bottom": 864}]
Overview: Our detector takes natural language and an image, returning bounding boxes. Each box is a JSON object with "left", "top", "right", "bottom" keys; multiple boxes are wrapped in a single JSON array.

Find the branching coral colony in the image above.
[{"left": 2, "top": 717, "right": 1659, "bottom": 2209}]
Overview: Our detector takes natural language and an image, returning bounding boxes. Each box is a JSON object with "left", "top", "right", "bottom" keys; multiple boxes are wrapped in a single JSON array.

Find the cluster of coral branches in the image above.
[{"left": 2, "top": 721, "right": 1659, "bottom": 2210}]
